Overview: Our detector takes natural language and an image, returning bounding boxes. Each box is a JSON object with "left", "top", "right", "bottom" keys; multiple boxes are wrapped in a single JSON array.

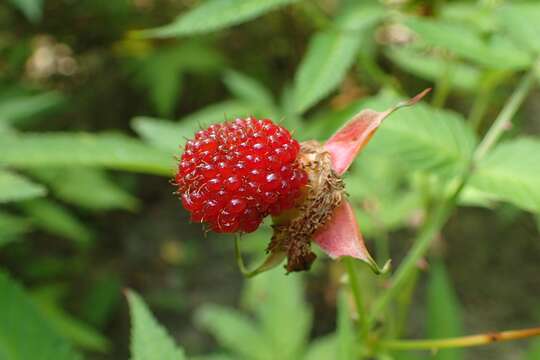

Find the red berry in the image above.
[{"left": 174, "top": 117, "right": 306, "bottom": 233}]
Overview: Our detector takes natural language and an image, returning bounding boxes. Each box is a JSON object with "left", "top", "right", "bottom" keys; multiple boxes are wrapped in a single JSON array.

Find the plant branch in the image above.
[
  {"left": 473, "top": 67, "right": 536, "bottom": 162},
  {"left": 368, "top": 67, "right": 537, "bottom": 329},
  {"left": 381, "top": 327, "right": 540, "bottom": 351}
]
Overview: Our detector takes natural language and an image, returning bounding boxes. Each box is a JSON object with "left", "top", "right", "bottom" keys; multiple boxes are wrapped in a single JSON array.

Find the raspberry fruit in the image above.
[{"left": 174, "top": 117, "right": 308, "bottom": 234}]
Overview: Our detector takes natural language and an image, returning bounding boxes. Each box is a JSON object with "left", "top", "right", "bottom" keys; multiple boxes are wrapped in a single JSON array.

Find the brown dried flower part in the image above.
[{"left": 268, "top": 141, "right": 345, "bottom": 272}]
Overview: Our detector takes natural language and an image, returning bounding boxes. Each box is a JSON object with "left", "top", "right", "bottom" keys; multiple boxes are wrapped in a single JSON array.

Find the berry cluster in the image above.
[{"left": 175, "top": 117, "right": 308, "bottom": 233}]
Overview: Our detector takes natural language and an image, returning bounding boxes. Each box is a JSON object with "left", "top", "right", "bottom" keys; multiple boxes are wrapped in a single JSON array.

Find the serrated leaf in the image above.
[
  {"left": 0, "top": 211, "right": 32, "bottom": 247},
  {"left": 405, "top": 17, "right": 531, "bottom": 70},
  {"left": 195, "top": 304, "right": 272, "bottom": 360},
  {"left": 498, "top": 3, "right": 540, "bottom": 55},
  {"left": 293, "top": 6, "right": 384, "bottom": 114},
  {"left": 30, "top": 167, "right": 139, "bottom": 211},
  {"left": 0, "top": 91, "right": 65, "bottom": 125},
  {"left": 244, "top": 269, "right": 312, "bottom": 360},
  {"left": 7, "top": 0, "right": 43, "bottom": 22},
  {"left": 223, "top": 70, "right": 275, "bottom": 111},
  {"left": 18, "top": 199, "right": 94, "bottom": 248},
  {"left": 469, "top": 138, "right": 540, "bottom": 213},
  {"left": 0, "top": 132, "right": 173, "bottom": 176},
  {"left": 385, "top": 47, "right": 481, "bottom": 91},
  {"left": 362, "top": 92, "right": 477, "bottom": 177},
  {"left": 0, "top": 271, "right": 81, "bottom": 360},
  {"left": 127, "top": 290, "right": 186, "bottom": 360},
  {"left": 0, "top": 169, "right": 46, "bottom": 203},
  {"left": 426, "top": 261, "right": 464, "bottom": 360},
  {"left": 138, "top": 0, "right": 297, "bottom": 38},
  {"left": 132, "top": 101, "right": 255, "bottom": 152}
]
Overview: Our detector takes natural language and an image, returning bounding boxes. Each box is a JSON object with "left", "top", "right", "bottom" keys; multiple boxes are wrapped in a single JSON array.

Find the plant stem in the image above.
[
  {"left": 473, "top": 68, "right": 536, "bottom": 162},
  {"left": 468, "top": 70, "right": 508, "bottom": 132},
  {"left": 344, "top": 257, "right": 368, "bottom": 339},
  {"left": 368, "top": 67, "right": 537, "bottom": 330},
  {"left": 431, "top": 62, "right": 452, "bottom": 108},
  {"left": 381, "top": 327, "right": 540, "bottom": 350},
  {"left": 367, "top": 179, "right": 466, "bottom": 327}
]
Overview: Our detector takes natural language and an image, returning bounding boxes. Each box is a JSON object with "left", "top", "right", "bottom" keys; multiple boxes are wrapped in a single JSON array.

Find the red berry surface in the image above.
[{"left": 175, "top": 117, "right": 308, "bottom": 233}]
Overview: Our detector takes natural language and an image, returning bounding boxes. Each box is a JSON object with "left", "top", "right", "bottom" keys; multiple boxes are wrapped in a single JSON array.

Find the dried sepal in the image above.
[
  {"left": 324, "top": 89, "right": 431, "bottom": 175},
  {"left": 313, "top": 200, "right": 390, "bottom": 274}
]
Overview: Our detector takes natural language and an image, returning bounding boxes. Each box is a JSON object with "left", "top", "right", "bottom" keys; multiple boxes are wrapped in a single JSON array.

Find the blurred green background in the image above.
[{"left": 1, "top": 0, "right": 540, "bottom": 359}]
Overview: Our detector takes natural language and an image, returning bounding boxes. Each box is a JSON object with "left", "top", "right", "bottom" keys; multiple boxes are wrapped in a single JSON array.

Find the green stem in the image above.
[
  {"left": 368, "top": 68, "right": 536, "bottom": 329},
  {"left": 381, "top": 327, "right": 540, "bottom": 351},
  {"left": 367, "top": 179, "right": 466, "bottom": 327},
  {"left": 344, "top": 257, "right": 368, "bottom": 339},
  {"left": 431, "top": 63, "right": 452, "bottom": 108},
  {"left": 473, "top": 68, "right": 536, "bottom": 162},
  {"left": 468, "top": 71, "right": 508, "bottom": 132}
]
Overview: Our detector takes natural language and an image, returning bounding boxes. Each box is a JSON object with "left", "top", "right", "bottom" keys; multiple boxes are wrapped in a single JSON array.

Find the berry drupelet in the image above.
[{"left": 174, "top": 117, "right": 308, "bottom": 234}]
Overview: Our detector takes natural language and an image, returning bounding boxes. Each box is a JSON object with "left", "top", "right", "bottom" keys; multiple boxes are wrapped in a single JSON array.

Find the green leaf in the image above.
[
  {"left": 293, "top": 6, "right": 384, "bottom": 114},
  {"left": 132, "top": 43, "right": 224, "bottom": 116},
  {"left": 405, "top": 17, "right": 532, "bottom": 70},
  {"left": 80, "top": 275, "right": 122, "bottom": 328},
  {"left": 336, "top": 291, "right": 355, "bottom": 360},
  {"left": 469, "top": 138, "right": 540, "bottom": 213},
  {"left": 385, "top": 47, "right": 481, "bottom": 91},
  {"left": 0, "top": 91, "right": 65, "bottom": 125},
  {"left": 498, "top": 3, "right": 540, "bottom": 55},
  {"left": 0, "top": 132, "right": 173, "bottom": 176},
  {"left": 195, "top": 304, "right": 272, "bottom": 360},
  {"left": 362, "top": 92, "right": 477, "bottom": 177},
  {"left": 244, "top": 269, "right": 312, "bottom": 360},
  {"left": 0, "top": 169, "right": 46, "bottom": 203},
  {"left": 223, "top": 70, "right": 275, "bottom": 112},
  {"left": 426, "top": 261, "right": 464, "bottom": 360},
  {"left": 0, "top": 211, "right": 32, "bottom": 247},
  {"left": 7, "top": 0, "right": 43, "bottom": 22},
  {"left": 440, "top": 2, "right": 496, "bottom": 33},
  {"left": 528, "top": 340, "right": 540, "bottom": 360},
  {"left": 30, "top": 167, "right": 139, "bottom": 211},
  {"left": 303, "top": 336, "right": 337, "bottom": 360},
  {"left": 31, "top": 288, "right": 110, "bottom": 352},
  {"left": 132, "top": 101, "right": 254, "bottom": 152},
  {"left": 0, "top": 271, "right": 81, "bottom": 360},
  {"left": 18, "top": 199, "right": 94, "bottom": 248},
  {"left": 138, "top": 0, "right": 297, "bottom": 38},
  {"left": 127, "top": 290, "right": 186, "bottom": 360}
]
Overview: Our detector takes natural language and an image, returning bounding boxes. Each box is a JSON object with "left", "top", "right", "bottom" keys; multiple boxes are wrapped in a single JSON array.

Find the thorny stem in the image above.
[
  {"left": 369, "top": 66, "right": 537, "bottom": 335},
  {"left": 344, "top": 257, "right": 368, "bottom": 340},
  {"left": 381, "top": 327, "right": 540, "bottom": 350}
]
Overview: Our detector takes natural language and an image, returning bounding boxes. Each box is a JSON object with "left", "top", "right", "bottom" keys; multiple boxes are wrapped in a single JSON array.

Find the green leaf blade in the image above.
[
  {"left": 127, "top": 290, "right": 186, "bottom": 360},
  {"left": 426, "top": 261, "right": 464, "bottom": 360},
  {"left": 293, "top": 6, "right": 383, "bottom": 114},
  {"left": 138, "top": 0, "right": 297, "bottom": 38},
  {"left": 0, "top": 133, "right": 174, "bottom": 176},
  {"left": 469, "top": 138, "right": 540, "bottom": 213},
  {"left": 0, "top": 271, "right": 81, "bottom": 360},
  {"left": 0, "top": 170, "right": 46, "bottom": 203}
]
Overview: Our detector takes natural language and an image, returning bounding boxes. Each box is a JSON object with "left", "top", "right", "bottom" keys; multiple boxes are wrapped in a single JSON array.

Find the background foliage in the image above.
[{"left": 1, "top": 0, "right": 540, "bottom": 359}]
